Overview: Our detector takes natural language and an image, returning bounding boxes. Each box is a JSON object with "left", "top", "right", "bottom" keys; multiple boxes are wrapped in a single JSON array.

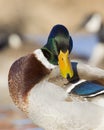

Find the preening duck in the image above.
[{"left": 8, "top": 24, "right": 104, "bottom": 130}]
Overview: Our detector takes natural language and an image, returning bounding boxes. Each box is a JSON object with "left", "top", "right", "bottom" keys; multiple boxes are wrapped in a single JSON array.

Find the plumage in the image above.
[
  {"left": 8, "top": 24, "right": 104, "bottom": 130},
  {"left": 70, "top": 81, "right": 104, "bottom": 97}
]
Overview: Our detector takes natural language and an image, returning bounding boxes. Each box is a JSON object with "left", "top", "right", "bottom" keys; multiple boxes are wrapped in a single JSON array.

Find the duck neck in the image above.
[{"left": 34, "top": 49, "right": 57, "bottom": 70}]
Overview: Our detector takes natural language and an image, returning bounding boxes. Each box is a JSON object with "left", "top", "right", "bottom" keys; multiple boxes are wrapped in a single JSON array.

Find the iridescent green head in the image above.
[
  {"left": 41, "top": 24, "right": 73, "bottom": 65},
  {"left": 41, "top": 24, "right": 74, "bottom": 79}
]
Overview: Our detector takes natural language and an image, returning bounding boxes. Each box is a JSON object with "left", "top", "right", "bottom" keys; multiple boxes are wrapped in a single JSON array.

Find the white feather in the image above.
[
  {"left": 33, "top": 49, "right": 56, "bottom": 69},
  {"left": 27, "top": 80, "right": 104, "bottom": 130}
]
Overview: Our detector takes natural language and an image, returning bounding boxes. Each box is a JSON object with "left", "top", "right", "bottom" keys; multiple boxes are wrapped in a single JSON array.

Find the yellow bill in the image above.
[{"left": 58, "top": 50, "right": 74, "bottom": 79}]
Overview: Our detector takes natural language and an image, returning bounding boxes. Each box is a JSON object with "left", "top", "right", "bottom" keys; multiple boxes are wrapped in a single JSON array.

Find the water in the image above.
[{"left": 72, "top": 33, "right": 98, "bottom": 58}]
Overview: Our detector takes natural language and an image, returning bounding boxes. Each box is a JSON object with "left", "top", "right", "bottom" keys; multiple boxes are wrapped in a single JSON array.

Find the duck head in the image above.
[{"left": 41, "top": 24, "right": 74, "bottom": 79}]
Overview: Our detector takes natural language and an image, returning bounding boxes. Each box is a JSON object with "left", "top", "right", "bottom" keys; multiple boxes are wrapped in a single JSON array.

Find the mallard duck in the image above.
[
  {"left": 77, "top": 12, "right": 103, "bottom": 33},
  {"left": 77, "top": 12, "right": 104, "bottom": 68},
  {"left": 8, "top": 24, "right": 104, "bottom": 130},
  {"left": 0, "top": 27, "right": 23, "bottom": 50},
  {"left": 88, "top": 21, "right": 104, "bottom": 68}
]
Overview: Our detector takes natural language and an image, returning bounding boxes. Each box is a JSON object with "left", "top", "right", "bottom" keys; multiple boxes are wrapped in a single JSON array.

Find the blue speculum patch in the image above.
[{"left": 71, "top": 81, "right": 104, "bottom": 97}]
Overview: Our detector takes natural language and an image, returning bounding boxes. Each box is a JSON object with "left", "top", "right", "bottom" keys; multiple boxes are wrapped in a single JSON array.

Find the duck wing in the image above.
[{"left": 69, "top": 81, "right": 104, "bottom": 97}]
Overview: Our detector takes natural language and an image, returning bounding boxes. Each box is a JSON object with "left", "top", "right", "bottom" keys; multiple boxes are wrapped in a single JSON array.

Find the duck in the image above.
[
  {"left": 88, "top": 21, "right": 104, "bottom": 68},
  {"left": 0, "top": 27, "right": 23, "bottom": 50},
  {"left": 77, "top": 12, "right": 104, "bottom": 68},
  {"left": 77, "top": 12, "right": 103, "bottom": 33},
  {"left": 8, "top": 24, "right": 104, "bottom": 130}
]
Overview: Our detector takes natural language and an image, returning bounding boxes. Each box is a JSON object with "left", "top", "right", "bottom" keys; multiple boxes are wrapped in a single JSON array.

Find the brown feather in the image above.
[{"left": 8, "top": 53, "right": 50, "bottom": 112}]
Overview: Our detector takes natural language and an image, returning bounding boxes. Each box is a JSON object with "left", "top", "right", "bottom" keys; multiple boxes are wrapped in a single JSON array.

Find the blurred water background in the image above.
[{"left": 0, "top": 0, "right": 104, "bottom": 129}]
